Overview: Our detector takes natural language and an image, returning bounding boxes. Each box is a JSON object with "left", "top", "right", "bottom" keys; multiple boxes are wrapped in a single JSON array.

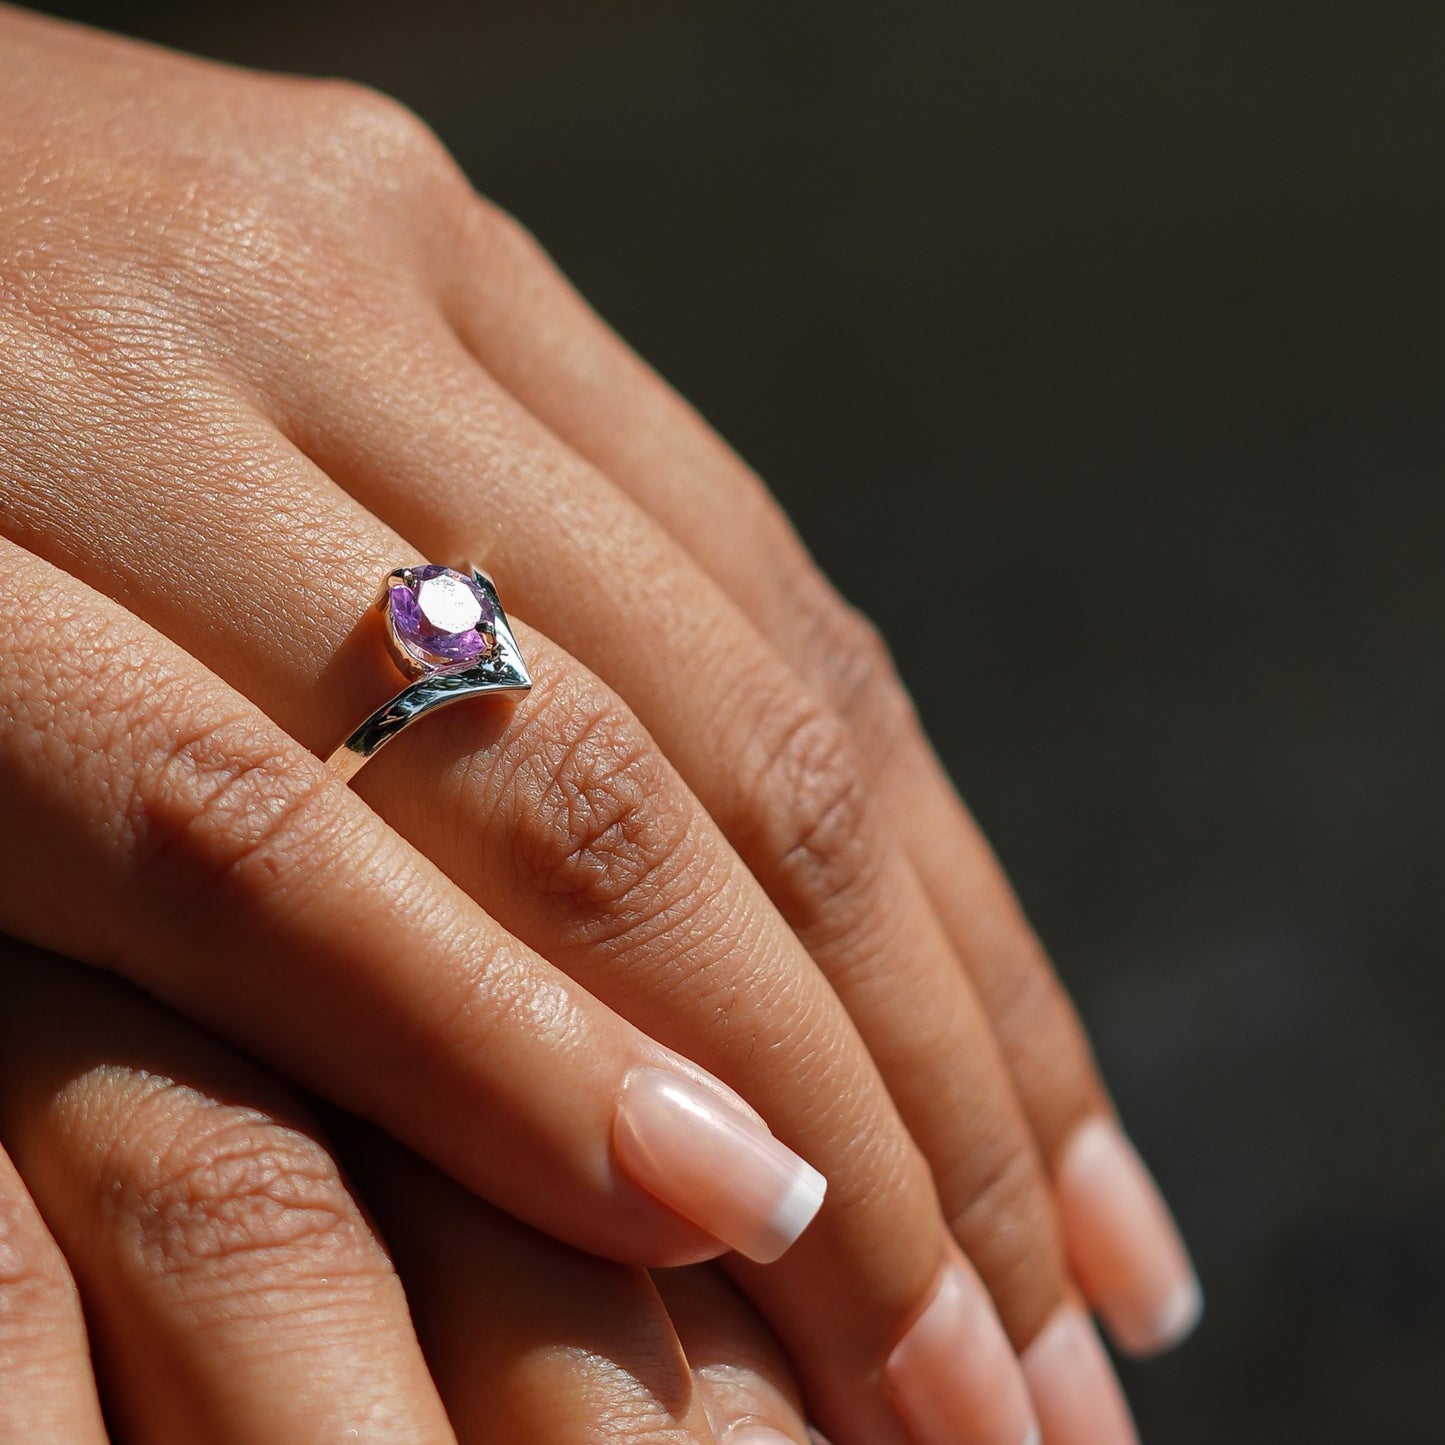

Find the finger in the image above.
[
  {"left": 332, "top": 1113, "right": 720, "bottom": 1445},
  {"left": 0, "top": 1140, "right": 109, "bottom": 1444},
  {"left": 5, "top": 355, "right": 1036, "bottom": 1438},
  {"left": 654, "top": 1265, "right": 813, "bottom": 1445},
  {"left": 434, "top": 207, "right": 1202, "bottom": 1357},
  {"left": 269, "top": 320, "right": 1063, "bottom": 1437},
  {"left": 0, "top": 536, "right": 816, "bottom": 1272},
  {"left": 0, "top": 937, "right": 456, "bottom": 1443}
]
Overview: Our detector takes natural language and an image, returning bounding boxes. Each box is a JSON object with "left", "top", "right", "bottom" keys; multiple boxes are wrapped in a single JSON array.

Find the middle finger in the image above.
[{"left": 283, "top": 314, "right": 1087, "bottom": 1420}]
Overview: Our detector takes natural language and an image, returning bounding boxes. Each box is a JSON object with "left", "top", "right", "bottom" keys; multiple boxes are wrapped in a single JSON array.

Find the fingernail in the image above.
[
  {"left": 613, "top": 1068, "right": 826, "bottom": 1264},
  {"left": 1056, "top": 1117, "right": 1203, "bottom": 1356},
  {"left": 726, "top": 1428, "right": 798, "bottom": 1445},
  {"left": 1022, "top": 1305, "right": 1138, "bottom": 1445},
  {"left": 884, "top": 1262, "right": 1040, "bottom": 1445}
]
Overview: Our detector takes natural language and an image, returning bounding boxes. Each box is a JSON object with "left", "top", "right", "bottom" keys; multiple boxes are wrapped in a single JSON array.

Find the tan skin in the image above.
[
  {"left": 0, "top": 7, "right": 1175, "bottom": 1440},
  {"left": 0, "top": 937, "right": 811, "bottom": 1444}
]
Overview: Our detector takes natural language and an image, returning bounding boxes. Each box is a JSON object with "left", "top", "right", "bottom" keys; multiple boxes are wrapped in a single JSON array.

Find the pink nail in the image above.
[
  {"left": 726, "top": 1429, "right": 798, "bottom": 1445},
  {"left": 1056, "top": 1117, "right": 1203, "bottom": 1356},
  {"left": 884, "top": 1262, "right": 1040, "bottom": 1445},
  {"left": 1022, "top": 1305, "right": 1138, "bottom": 1445},
  {"left": 613, "top": 1069, "right": 826, "bottom": 1264}
]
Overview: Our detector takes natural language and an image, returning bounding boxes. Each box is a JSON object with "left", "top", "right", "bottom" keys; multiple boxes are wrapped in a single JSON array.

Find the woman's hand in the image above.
[
  {"left": 0, "top": 9, "right": 1195, "bottom": 1443},
  {"left": 0, "top": 935, "right": 819, "bottom": 1444}
]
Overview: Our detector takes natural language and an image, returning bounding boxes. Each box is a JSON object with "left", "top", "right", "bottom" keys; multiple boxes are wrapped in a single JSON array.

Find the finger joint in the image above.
[{"left": 498, "top": 671, "right": 700, "bottom": 926}]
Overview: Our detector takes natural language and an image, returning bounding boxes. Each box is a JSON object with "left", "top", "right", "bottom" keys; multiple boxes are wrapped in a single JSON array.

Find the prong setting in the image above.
[{"left": 326, "top": 563, "right": 531, "bottom": 783}]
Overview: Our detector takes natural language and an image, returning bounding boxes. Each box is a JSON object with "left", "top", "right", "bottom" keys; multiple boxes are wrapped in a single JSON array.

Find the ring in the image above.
[{"left": 325, "top": 563, "right": 531, "bottom": 783}]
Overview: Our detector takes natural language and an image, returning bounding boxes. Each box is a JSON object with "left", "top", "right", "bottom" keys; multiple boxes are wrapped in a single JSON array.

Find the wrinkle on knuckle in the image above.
[
  {"left": 744, "top": 701, "right": 879, "bottom": 938},
  {"left": 108, "top": 1089, "right": 362, "bottom": 1281},
  {"left": 945, "top": 1133, "right": 1058, "bottom": 1302},
  {"left": 123, "top": 702, "right": 342, "bottom": 922},
  {"left": 800, "top": 584, "right": 919, "bottom": 752},
  {"left": 971, "top": 932, "right": 1098, "bottom": 1112},
  {"left": 503, "top": 674, "right": 695, "bottom": 922},
  {"left": 986, "top": 945, "right": 1062, "bottom": 1058}
]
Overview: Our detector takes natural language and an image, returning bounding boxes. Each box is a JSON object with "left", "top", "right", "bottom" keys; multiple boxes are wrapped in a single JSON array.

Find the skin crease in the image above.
[
  {"left": 0, "top": 6, "right": 1197, "bottom": 1442},
  {"left": 0, "top": 938, "right": 813, "bottom": 1444}
]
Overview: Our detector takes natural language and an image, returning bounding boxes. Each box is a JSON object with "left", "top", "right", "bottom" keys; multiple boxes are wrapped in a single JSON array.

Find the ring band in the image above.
[{"left": 325, "top": 563, "right": 531, "bottom": 784}]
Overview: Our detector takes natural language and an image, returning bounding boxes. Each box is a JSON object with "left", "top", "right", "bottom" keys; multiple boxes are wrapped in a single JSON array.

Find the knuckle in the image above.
[
  {"left": 970, "top": 928, "right": 1105, "bottom": 1119},
  {"left": 945, "top": 1128, "right": 1062, "bottom": 1312},
  {"left": 124, "top": 698, "right": 343, "bottom": 919},
  {"left": 799, "top": 584, "right": 919, "bottom": 751},
  {"left": 466, "top": 196, "right": 551, "bottom": 282},
  {"left": 0, "top": 598, "right": 344, "bottom": 928},
  {"left": 307, "top": 78, "right": 441, "bottom": 158},
  {"left": 301, "top": 78, "right": 460, "bottom": 198},
  {"left": 110, "top": 1087, "right": 362, "bottom": 1281},
  {"left": 744, "top": 701, "right": 879, "bottom": 936},
  {"left": 499, "top": 671, "right": 697, "bottom": 922},
  {"left": 988, "top": 944, "right": 1068, "bottom": 1068}
]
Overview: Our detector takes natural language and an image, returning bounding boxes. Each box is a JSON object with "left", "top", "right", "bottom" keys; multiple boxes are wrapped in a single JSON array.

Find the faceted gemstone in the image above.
[{"left": 387, "top": 565, "right": 497, "bottom": 669}]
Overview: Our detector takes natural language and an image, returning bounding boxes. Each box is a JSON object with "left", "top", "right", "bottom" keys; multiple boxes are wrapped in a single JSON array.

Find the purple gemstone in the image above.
[{"left": 387, "top": 565, "right": 497, "bottom": 669}]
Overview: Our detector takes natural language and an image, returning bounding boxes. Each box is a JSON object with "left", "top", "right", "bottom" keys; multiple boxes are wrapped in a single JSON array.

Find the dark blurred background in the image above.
[{"left": 30, "top": 2, "right": 1445, "bottom": 1438}]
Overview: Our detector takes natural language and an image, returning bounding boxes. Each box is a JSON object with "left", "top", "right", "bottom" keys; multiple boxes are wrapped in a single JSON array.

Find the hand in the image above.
[
  {"left": 0, "top": 935, "right": 819, "bottom": 1444},
  {"left": 0, "top": 10, "right": 1196, "bottom": 1444}
]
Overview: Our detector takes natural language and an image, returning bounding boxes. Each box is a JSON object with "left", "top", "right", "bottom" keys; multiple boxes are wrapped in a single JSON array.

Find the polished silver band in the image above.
[{"left": 325, "top": 565, "right": 531, "bottom": 784}]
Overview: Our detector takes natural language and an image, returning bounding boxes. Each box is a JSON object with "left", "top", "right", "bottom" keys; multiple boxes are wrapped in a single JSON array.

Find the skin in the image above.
[
  {"left": 0, "top": 7, "right": 1184, "bottom": 1440},
  {"left": 0, "top": 935, "right": 812, "bottom": 1443}
]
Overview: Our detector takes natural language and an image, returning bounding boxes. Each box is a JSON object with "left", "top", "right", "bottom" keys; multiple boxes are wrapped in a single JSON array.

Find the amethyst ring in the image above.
[{"left": 325, "top": 563, "right": 531, "bottom": 784}]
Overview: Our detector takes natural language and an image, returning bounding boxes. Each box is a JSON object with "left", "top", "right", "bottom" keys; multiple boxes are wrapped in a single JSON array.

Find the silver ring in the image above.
[{"left": 325, "top": 563, "right": 531, "bottom": 784}]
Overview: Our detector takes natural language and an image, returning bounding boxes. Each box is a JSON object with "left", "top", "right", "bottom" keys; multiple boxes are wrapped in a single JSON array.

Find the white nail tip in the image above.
[
  {"left": 613, "top": 1069, "right": 826, "bottom": 1263},
  {"left": 1149, "top": 1272, "right": 1205, "bottom": 1350},
  {"left": 756, "top": 1157, "right": 827, "bottom": 1262}
]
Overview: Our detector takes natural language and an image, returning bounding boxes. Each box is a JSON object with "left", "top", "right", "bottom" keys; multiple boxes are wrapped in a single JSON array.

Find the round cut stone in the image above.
[{"left": 387, "top": 565, "right": 497, "bottom": 669}]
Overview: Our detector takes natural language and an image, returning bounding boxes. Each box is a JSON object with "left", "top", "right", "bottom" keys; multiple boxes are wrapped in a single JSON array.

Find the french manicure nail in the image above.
[
  {"left": 613, "top": 1068, "right": 826, "bottom": 1263},
  {"left": 1056, "top": 1116, "right": 1203, "bottom": 1356},
  {"left": 1022, "top": 1305, "right": 1138, "bottom": 1445},
  {"left": 884, "top": 1262, "right": 1040, "bottom": 1445}
]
